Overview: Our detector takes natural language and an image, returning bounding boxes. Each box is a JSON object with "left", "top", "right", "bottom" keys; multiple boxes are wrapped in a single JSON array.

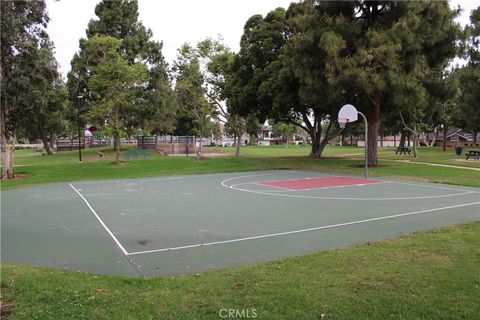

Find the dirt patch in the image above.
[
  {"left": 87, "top": 153, "right": 114, "bottom": 162},
  {"left": 167, "top": 152, "right": 228, "bottom": 157},
  {"left": 330, "top": 153, "right": 364, "bottom": 158},
  {"left": 1, "top": 174, "right": 28, "bottom": 181},
  {"left": 0, "top": 287, "right": 15, "bottom": 319},
  {"left": 202, "top": 153, "right": 228, "bottom": 157}
]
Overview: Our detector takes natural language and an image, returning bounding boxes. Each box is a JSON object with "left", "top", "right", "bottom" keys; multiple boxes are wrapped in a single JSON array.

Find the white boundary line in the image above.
[
  {"left": 228, "top": 186, "right": 476, "bottom": 201},
  {"left": 69, "top": 184, "right": 129, "bottom": 256},
  {"left": 383, "top": 180, "right": 475, "bottom": 192},
  {"left": 229, "top": 182, "right": 290, "bottom": 193},
  {"left": 221, "top": 173, "right": 479, "bottom": 201},
  {"left": 127, "top": 201, "right": 480, "bottom": 256}
]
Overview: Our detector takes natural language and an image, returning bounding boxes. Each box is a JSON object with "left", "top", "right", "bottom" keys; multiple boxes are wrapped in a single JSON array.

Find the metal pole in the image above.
[
  {"left": 76, "top": 96, "right": 83, "bottom": 162},
  {"left": 358, "top": 111, "right": 368, "bottom": 179}
]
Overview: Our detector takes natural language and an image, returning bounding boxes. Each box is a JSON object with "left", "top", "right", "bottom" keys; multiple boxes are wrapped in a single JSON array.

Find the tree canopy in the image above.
[
  {"left": 229, "top": 1, "right": 461, "bottom": 162},
  {"left": 1, "top": 0, "right": 56, "bottom": 178},
  {"left": 456, "top": 6, "right": 480, "bottom": 137},
  {"left": 67, "top": 0, "right": 175, "bottom": 146},
  {"left": 85, "top": 35, "right": 148, "bottom": 165}
]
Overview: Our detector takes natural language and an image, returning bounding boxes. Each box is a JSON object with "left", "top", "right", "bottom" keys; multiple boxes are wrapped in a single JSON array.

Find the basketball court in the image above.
[{"left": 1, "top": 170, "right": 479, "bottom": 278}]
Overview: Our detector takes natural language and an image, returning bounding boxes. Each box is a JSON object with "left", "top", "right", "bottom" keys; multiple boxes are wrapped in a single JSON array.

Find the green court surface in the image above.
[{"left": 1, "top": 170, "right": 479, "bottom": 278}]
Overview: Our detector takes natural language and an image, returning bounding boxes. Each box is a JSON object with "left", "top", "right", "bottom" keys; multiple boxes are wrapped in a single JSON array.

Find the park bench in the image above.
[
  {"left": 465, "top": 150, "right": 480, "bottom": 160},
  {"left": 395, "top": 147, "right": 411, "bottom": 155}
]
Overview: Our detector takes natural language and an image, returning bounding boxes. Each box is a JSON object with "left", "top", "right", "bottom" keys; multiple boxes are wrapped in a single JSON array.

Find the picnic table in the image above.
[
  {"left": 465, "top": 150, "right": 480, "bottom": 160},
  {"left": 395, "top": 147, "right": 411, "bottom": 155}
]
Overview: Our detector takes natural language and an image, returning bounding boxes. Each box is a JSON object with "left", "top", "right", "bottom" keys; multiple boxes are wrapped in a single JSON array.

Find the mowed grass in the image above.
[
  {"left": 223, "top": 144, "right": 480, "bottom": 167},
  {"left": 1, "top": 145, "right": 479, "bottom": 319},
  {"left": 2, "top": 145, "right": 480, "bottom": 190},
  {"left": 2, "top": 222, "right": 479, "bottom": 319}
]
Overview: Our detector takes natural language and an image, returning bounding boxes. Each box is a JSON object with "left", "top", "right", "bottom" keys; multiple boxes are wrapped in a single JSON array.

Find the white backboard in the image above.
[{"left": 338, "top": 104, "right": 358, "bottom": 123}]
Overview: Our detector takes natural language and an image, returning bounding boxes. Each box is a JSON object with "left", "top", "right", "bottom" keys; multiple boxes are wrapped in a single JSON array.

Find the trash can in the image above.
[{"left": 455, "top": 146, "right": 463, "bottom": 156}]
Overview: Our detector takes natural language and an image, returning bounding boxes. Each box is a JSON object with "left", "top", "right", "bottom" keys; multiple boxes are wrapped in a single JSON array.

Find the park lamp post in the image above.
[
  {"left": 76, "top": 95, "right": 84, "bottom": 162},
  {"left": 338, "top": 104, "right": 368, "bottom": 179}
]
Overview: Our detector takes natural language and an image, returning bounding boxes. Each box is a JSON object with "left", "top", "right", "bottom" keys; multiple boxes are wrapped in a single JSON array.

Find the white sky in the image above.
[{"left": 46, "top": 0, "right": 479, "bottom": 78}]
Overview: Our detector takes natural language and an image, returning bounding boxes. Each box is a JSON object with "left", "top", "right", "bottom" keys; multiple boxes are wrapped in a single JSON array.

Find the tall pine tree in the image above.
[{"left": 67, "top": 0, "right": 175, "bottom": 142}]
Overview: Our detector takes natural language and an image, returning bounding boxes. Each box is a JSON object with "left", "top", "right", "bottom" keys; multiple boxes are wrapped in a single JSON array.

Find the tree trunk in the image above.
[
  {"left": 473, "top": 131, "right": 477, "bottom": 145},
  {"left": 37, "top": 119, "right": 53, "bottom": 155},
  {"left": 366, "top": 91, "right": 380, "bottom": 167},
  {"left": 315, "top": 135, "right": 330, "bottom": 157},
  {"left": 399, "top": 131, "right": 406, "bottom": 147},
  {"left": 412, "top": 123, "right": 418, "bottom": 158},
  {"left": 1, "top": 130, "right": 15, "bottom": 179},
  {"left": 196, "top": 130, "right": 203, "bottom": 159},
  {"left": 49, "top": 133, "right": 56, "bottom": 151},
  {"left": 309, "top": 125, "right": 323, "bottom": 157},
  {"left": 235, "top": 134, "right": 241, "bottom": 157},
  {"left": 428, "top": 127, "right": 439, "bottom": 147},
  {"left": 114, "top": 134, "right": 121, "bottom": 166},
  {"left": 310, "top": 120, "right": 335, "bottom": 158},
  {"left": 442, "top": 124, "right": 448, "bottom": 151},
  {"left": 1, "top": 100, "right": 15, "bottom": 179}
]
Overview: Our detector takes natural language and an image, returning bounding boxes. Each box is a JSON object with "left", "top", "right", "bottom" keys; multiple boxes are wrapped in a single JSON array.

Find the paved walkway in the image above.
[{"left": 385, "top": 159, "right": 480, "bottom": 171}]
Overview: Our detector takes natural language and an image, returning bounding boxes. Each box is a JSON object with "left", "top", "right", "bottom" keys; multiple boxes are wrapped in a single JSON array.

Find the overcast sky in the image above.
[{"left": 46, "top": 0, "right": 479, "bottom": 78}]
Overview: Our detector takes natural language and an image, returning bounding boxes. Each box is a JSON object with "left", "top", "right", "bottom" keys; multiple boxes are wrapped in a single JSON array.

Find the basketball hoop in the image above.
[
  {"left": 338, "top": 104, "right": 358, "bottom": 128},
  {"left": 338, "top": 118, "right": 349, "bottom": 129},
  {"left": 337, "top": 104, "right": 369, "bottom": 179}
]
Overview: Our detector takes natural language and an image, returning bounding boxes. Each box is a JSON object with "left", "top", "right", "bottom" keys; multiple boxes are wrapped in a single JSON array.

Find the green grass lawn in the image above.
[
  {"left": 2, "top": 145, "right": 479, "bottom": 190},
  {"left": 1, "top": 145, "right": 479, "bottom": 319},
  {"left": 2, "top": 223, "right": 479, "bottom": 319},
  {"left": 221, "top": 144, "right": 480, "bottom": 167}
]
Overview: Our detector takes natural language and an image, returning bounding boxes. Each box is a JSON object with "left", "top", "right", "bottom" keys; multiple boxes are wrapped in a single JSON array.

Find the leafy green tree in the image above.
[
  {"left": 198, "top": 38, "right": 252, "bottom": 156},
  {"left": 142, "top": 74, "right": 177, "bottom": 135},
  {"left": 227, "top": 5, "right": 346, "bottom": 157},
  {"left": 271, "top": 121, "right": 297, "bottom": 147},
  {"left": 456, "top": 6, "right": 480, "bottom": 142},
  {"left": 27, "top": 41, "right": 65, "bottom": 155},
  {"left": 465, "top": 6, "right": 480, "bottom": 64},
  {"left": 68, "top": 0, "right": 175, "bottom": 139},
  {"left": 245, "top": 113, "right": 262, "bottom": 145},
  {"left": 331, "top": 1, "right": 460, "bottom": 165},
  {"left": 281, "top": 2, "right": 354, "bottom": 157},
  {"left": 457, "top": 67, "right": 480, "bottom": 139},
  {"left": 1, "top": 0, "right": 52, "bottom": 178},
  {"left": 226, "top": 9, "right": 289, "bottom": 126},
  {"left": 211, "top": 121, "right": 223, "bottom": 146},
  {"left": 5, "top": 37, "right": 63, "bottom": 156},
  {"left": 85, "top": 36, "right": 148, "bottom": 165},
  {"left": 173, "top": 43, "right": 216, "bottom": 157}
]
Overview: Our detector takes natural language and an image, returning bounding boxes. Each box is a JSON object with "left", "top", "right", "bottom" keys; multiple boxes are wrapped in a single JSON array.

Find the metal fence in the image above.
[
  {"left": 137, "top": 136, "right": 195, "bottom": 146},
  {"left": 56, "top": 138, "right": 85, "bottom": 151}
]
